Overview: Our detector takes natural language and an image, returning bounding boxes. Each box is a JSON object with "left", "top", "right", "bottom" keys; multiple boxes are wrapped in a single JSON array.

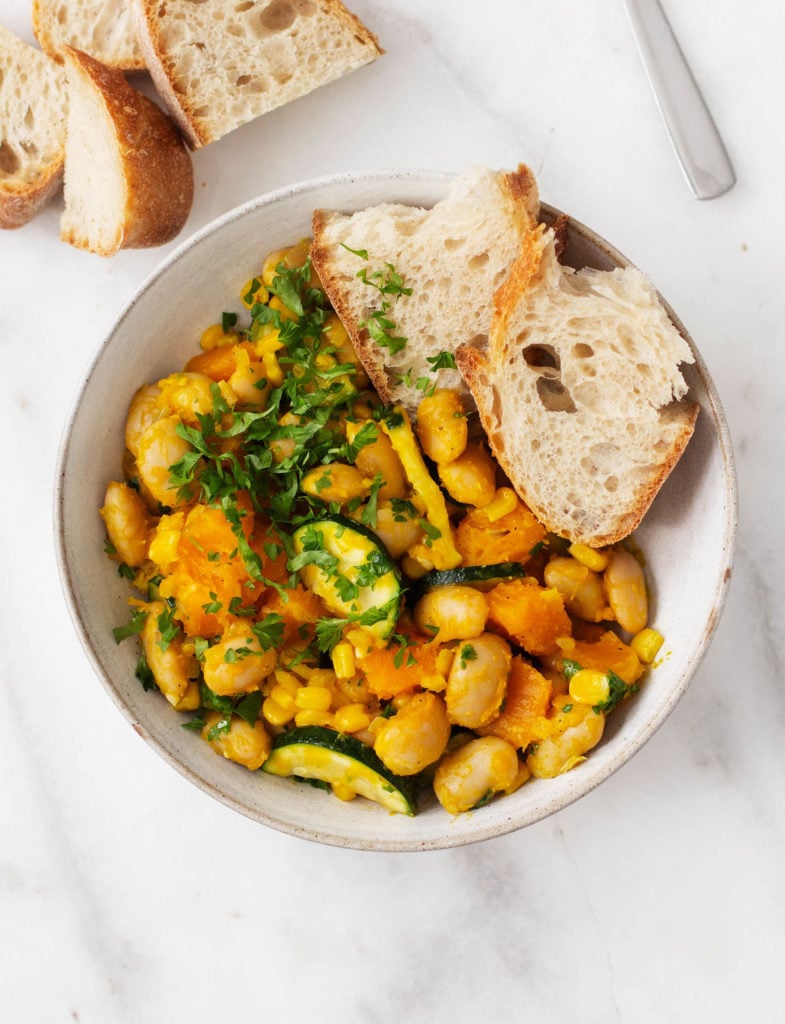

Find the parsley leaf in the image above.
[
  {"left": 593, "top": 671, "right": 640, "bottom": 714},
  {"left": 113, "top": 609, "right": 147, "bottom": 644}
]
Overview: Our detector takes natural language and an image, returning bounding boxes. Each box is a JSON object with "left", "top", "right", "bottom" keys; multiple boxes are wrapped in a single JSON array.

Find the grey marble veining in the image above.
[{"left": 2, "top": 0, "right": 784, "bottom": 1020}]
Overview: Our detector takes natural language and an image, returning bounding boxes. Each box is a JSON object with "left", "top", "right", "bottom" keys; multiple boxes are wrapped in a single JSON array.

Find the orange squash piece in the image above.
[
  {"left": 359, "top": 638, "right": 442, "bottom": 701},
  {"left": 185, "top": 342, "right": 256, "bottom": 381},
  {"left": 486, "top": 578, "right": 571, "bottom": 656},
  {"left": 478, "top": 656, "right": 552, "bottom": 750},
  {"left": 455, "top": 502, "right": 546, "bottom": 566},
  {"left": 560, "top": 630, "right": 644, "bottom": 685}
]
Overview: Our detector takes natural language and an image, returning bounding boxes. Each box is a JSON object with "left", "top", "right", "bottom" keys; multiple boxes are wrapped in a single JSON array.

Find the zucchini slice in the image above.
[
  {"left": 290, "top": 516, "right": 401, "bottom": 641},
  {"left": 414, "top": 562, "right": 527, "bottom": 596},
  {"left": 263, "top": 726, "right": 416, "bottom": 815}
]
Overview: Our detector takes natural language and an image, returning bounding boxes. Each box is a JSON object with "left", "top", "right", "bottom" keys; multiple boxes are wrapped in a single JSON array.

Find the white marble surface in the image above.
[{"left": 1, "top": 0, "right": 784, "bottom": 1020}]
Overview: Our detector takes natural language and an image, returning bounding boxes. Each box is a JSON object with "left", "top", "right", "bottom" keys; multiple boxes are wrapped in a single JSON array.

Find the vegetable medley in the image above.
[{"left": 101, "top": 238, "right": 665, "bottom": 816}]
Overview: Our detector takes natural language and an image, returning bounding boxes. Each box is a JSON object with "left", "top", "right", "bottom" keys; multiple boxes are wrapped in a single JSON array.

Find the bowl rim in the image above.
[{"left": 53, "top": 168, "right": 738, "bottom": 851}]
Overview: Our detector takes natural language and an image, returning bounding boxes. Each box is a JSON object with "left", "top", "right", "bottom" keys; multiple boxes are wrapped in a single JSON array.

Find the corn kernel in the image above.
[
  {"left": 569, "top": 668, "right": 610, "bottom": 706},
  {"left": 400, "top": 555, "right": 430, "bottom": 579},
  {"left": 263, "top": 696, "right": 296, "bottom": 727},
  {"left": 631, "top": 627, "right": 665, "bottom": 664},
  {"left": 240, "top": 276, "right": 269, "bottom": 308},
  {"left": 269, "top": 684, "right": 296, "bottom": 709},
  {"left": 482, "top": 487, "right": 519, "bottom": 523},
  {"left": 420, "top": 674, "right": 447, "bottom": 693},
  {"left": 262, "top": 351, "right": 284, "bottom": 386},
  {"left": 309, "top": 669, "right": 337, "bottom": 687},
  {"left": 568, "top": 542, "right": 609, "bottom": 572},
  {"left": 333, "top": 704, "right": 372, "bottom": 733},
  {"left": 269, "top": 296, "right": 298, "bottom": 322},
  {"left": 347, "top": 629, "right": 374, "bottom": 657},
  {"left": 273, "top": 669, "right": 301, "bottom": 696},
  {"left": 332, "top": 643, "right": 356, "bottom": 680},
  {"left": 435, "top": 648, "right": 455, "bottom": 677},
  {"left": 254, "top": 330, "right": 283, "bottom": 356},
  {"left": 200, "top": 323, "right": 240, "bottom": 351},
  {"left": 294, "top": 709, "right": 333, "bottom": 728},
  {"left": 331, "top": 782, "right": 357, "bottom": 802},
  {"left": 295, "top": 686, "right": 333, "bottom": 711},
  {"left": 285, "top": 660, "right": 314, "bottom": 680},
  {"left": 503, "top": 761, "right": 531, "bottom": 795}
]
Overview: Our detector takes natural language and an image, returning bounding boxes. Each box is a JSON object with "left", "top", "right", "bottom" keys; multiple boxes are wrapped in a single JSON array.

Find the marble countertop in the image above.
[{"left": 2, "top": 1, "right": 784, "bottom": 1020}]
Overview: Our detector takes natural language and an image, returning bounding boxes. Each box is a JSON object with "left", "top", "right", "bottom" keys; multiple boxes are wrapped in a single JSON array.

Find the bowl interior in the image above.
[{"left": 56, "top": 170, "right": 736, "bottom": 851}]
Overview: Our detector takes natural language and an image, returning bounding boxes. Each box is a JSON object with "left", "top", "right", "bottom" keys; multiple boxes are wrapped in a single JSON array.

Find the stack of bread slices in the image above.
[
  {"left": 311, "top": 164, "right": 698, "bottom": 547},
  {"left": 1, "top": 0, "right": 382, "bottom": 254}
]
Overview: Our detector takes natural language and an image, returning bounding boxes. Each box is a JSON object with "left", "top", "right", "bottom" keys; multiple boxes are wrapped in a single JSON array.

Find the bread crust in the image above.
[
  {"left": 457, "top": 225, "right": 699, "bottom": 547},
  {"left": 0, "top": 24, "right": 67, "bottom": 229},
  {"left": 311, "top": 164, "right": 540, "bottom": 414},
  {"left": 133, "top": 0, "right": 383, "bottom": 149},
  {"left": 61, "top": 48, "right": 193, "bottom": 255},
  {"left": 0, "top": 161, "right": 64, "bottom": 229}
]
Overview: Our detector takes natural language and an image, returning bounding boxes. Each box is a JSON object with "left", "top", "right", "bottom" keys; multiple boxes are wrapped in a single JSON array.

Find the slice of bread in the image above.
[
  {"left": 311, "top": 165, "right": 540, "bottom": 414},
  {"left": 132, "top": 0, "right": 383, "bottom": 148},
  {"left": 0, "top": 26, "right": 67, "bottom": 229},
  {"left": 33, "top": 0, "right": 145, "bottom": 70},
  {"left": 456, "top": 224, "right": 699, "bottom": 547},
  {"left": 60, "top": 47, "right": 193, "bottom": 256}
]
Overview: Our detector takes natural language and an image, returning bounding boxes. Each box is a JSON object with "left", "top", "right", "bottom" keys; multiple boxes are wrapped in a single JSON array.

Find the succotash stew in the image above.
[{"left": 101, "top": 239, "right": 665, "bottom": 816}]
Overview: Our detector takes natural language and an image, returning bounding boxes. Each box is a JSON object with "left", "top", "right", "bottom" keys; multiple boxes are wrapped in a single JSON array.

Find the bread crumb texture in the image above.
[
  {"left": 136, "top": 0, "right": 383, "bottom": 146},
  {"left": 458, "top": 225, "right": 698, "bottom": 546},
  {"left": 33, "top": 0, "right": 145, "bottom": 69},
  {"left": 311, "top": 165, "right": 539, "bottom": 412},
  {"left": 0, "top": 25, "right": 68, "bottom": 228}
]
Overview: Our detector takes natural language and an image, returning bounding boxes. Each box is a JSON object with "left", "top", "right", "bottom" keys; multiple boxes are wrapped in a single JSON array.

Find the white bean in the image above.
[
  {"left": 434, "top": 736, "right": 519, "bottom": 814},
  {"left": 445, "top": 633, "right": 511, "bottom": 728}
]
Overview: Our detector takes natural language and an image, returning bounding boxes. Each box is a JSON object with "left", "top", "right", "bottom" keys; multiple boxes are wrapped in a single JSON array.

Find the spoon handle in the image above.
[{"left": 622, "top": 0, "right": 736, "bottom": 199}]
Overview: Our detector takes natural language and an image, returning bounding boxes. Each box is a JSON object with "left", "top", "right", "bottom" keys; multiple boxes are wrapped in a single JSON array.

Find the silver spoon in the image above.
[{"left": 622, "top": 0, "right": 736, "bottom": 199}]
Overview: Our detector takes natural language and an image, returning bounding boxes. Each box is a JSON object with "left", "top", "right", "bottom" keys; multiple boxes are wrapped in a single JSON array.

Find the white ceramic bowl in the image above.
[{"left": 55, "top": 170, "right": 737, "bottom": 851}]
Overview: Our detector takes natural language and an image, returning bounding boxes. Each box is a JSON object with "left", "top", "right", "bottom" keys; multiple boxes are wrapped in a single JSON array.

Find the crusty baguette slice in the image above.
[
  {"left": 456, "top": 225, "right": 699, "bottom": 547},
  {"left": 0, "top": 25, "right": 67, "bottom": 229},
  {"left": 33, "top": 0, "right": 145, "bottom": 70},
  {"left": 132, "top": 0, "right": 383, "bottom": 148},
  {"left": 60, "top": 48, "right": 193, "bottom": 256},
  {"left": 311, "top": 165, "right": 540, "bottom": 414}
]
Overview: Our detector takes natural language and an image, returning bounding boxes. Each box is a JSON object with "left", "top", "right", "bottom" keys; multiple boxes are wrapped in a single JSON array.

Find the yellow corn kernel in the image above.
[
  {"left": 435, "top": 648, "right": 455, "bottom": 677},
  {"left": 269, "top": 683, "right": 296, "bottom": 710},
  {"left": 294, "top": 709, "right": 333, "bottom": 728},
  {"left": 347, "top": 629, "right": 374, "bottom": 657},
  {"left": 273, "top": 668, "right": 301, "bottom": 691},
  {"left": 262, "top": 696, "right": 296, "bottom": 727},
  {"left": 568, "top": 668, "right": 610, "bottom": 706},
  {"left": 482, "top": 487, "right": 519, "bottom": 523},
  {"left": 254, "top": 330, "right": 284, "bottom": 356},
  {"left": 295, "top": 686, "right": 333, "bottom": 711},
  {"left": 631, "top": 627, "right": 665, "bottom": 664},
  {"left": 332, "top": 642, "right": 356, "bottom": 680},
  {"left": 420, "top": 674, "right": 447, "bottom": 693},
  {"left": 284, "top": 660, "right": 314, "bottom": 680},
  {"left": 310, "top": 669, "right": 337, "bottom": 687},
  {"left": 333, "top": 703, "right": 372, "bottom": 734},
  {"left": 240, "top": 277, "right": 269, "bottom": 308},
  {"left": 269, "top": 295, "right": 299, "bottom": 322},
  {"left": 400, "top": 554, "right": 431, "bottom": 579},
  {"left": 331, "top": 782, "right": 357, "bottom": 801},
  {"left": 200, "top": 323, "right": 240, "bottom": 351},
  {"left": 568, "top": 542, "right": 609, "bottom": 572},
  {"left": 315, "top": 352, "right": 337, "bottom": 371},
  {"left": 261, "top": 351, "right": 284, "bottom": 386}
]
